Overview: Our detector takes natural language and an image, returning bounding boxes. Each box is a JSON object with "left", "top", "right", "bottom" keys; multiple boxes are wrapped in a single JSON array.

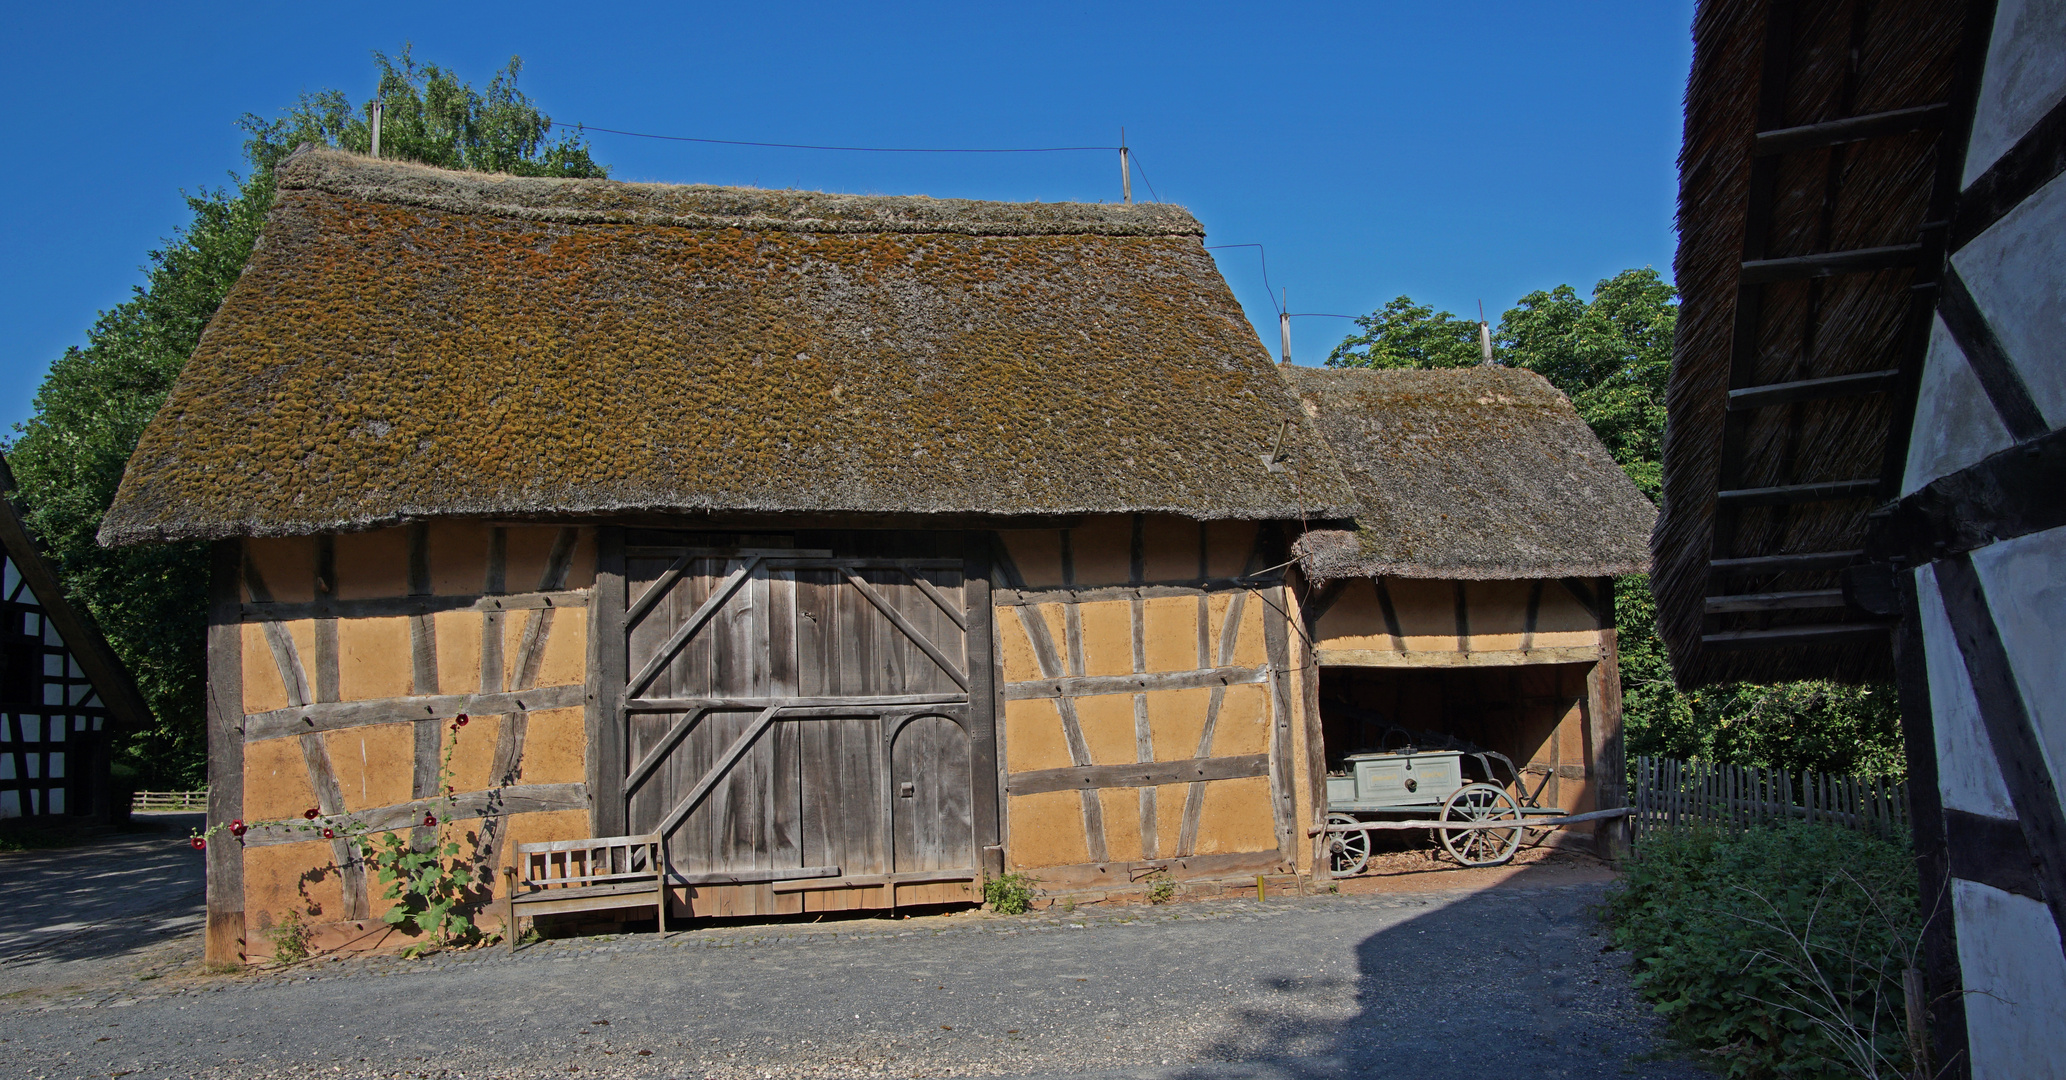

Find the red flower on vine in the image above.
[
  {"left": 229, "top": 819, "right": 247, "bottom": 837},
  {"left": 454, "top": 713, "right": 469, "bottom": 727},
  {"left": 322, "top": 827, "right": 335, "bottom": 839},
  {"left": 189, "top": 837, "right": 205, "bottom": 850},
  {"left": 423, "top": 813, "right": 438, "bottom": 827},
  {"left": 303, "top": 808, "right": 320, "bottom": 820}
]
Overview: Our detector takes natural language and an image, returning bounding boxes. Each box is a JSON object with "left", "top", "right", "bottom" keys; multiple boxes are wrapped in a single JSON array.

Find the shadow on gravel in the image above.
[
  {"left": 1165, "top": 886, "right": 1713, "bottom": 1080},
  {"left": 0, "top": 813, "right": 206, "bottom": 968}
]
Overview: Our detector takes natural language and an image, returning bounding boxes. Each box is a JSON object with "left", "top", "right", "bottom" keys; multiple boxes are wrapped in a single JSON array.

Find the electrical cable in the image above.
[
  {"left": 571, "top": 124, "right": 1119, "bottom": 154},
  {"left": 1126, "top": 150, "right": 1163, "bottom": 203},
  {"left": 1204, "top": 244, "right": 1280, "bottom": 313}
]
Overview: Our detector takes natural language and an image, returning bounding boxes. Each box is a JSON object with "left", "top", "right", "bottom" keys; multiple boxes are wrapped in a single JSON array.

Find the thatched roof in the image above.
[
  {"left": 1283, "top": 366, "right": 1654, "bottom": 582},
  {"left": 1653, "top": 0, "right": 1980, "bottom": 687},
  {"left": 100, "top": 149, "right": 1358, "bottom": 544}
]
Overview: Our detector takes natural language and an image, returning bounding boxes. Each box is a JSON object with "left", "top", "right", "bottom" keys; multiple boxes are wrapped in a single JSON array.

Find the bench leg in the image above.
[
  {"left": 656, "top": 873, "right": 667, "bottom": 940},
  {"left": 503, "top": 867, "right": 517, "bottom": 954}
]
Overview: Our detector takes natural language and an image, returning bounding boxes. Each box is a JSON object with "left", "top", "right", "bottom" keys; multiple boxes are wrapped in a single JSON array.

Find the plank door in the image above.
[{"left": 609, "top": 533, "right": 986, "bottom": 913}]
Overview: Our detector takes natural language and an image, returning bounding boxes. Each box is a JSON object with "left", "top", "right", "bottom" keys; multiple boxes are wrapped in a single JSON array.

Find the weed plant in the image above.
[
  {"left": 1604, "top": 823, "right": 1922, "bottom": 1079},
  {"left": 264, "top": 909, "right": 312, "bottom": 964},
  {"left": 983, "top": 872, "right": 1036, "bottom": 915}
]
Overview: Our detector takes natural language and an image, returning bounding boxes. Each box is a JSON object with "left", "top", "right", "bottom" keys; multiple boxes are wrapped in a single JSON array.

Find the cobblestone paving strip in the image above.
[{"left": 0, "top": 879, "right": 1709, "bottom": 1080}]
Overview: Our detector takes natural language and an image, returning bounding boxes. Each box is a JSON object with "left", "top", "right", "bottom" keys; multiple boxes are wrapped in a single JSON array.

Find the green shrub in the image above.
[
  {"left": 983, "top": 872, "right": 1037, "bottom": 915},
  {"left": 1604, "top": 824, "right": 1923, "bottom": 1079}
]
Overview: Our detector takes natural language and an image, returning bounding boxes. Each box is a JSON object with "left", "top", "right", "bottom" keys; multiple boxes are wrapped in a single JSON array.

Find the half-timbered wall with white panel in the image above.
[
  {"left": 1898, "top": 3, "right": 2066, "bottom": 1074},
  {"left": 0, "top": 554, "right": 114, "bottom": 819}
]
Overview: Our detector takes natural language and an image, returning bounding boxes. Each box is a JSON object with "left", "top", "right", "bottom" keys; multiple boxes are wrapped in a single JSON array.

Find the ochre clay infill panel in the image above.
[
  {"left": 244, "top": 839, "right": 341, "bottom": 928},
  {"left": 1005, "top": 790, "right": 1095, "bottom": 868},
  {"left": 516, "top": 706, "right": 585, "bottom": 785},
  {"left": 1072, "top": 693, "right": 1137, "bottom": 768},
  {"left": 241, "top": 623, "right": 291, "bottom": 715},
  {"left": 321, "top": 722, "right": 414, "bottom": 811},
  {"left": 333, "top": 530, "right": 410, "bottom": 600},
  {"left": 336, "top": 616, "right": 412, "bottom": 702},
  {"left": 1096, "top": 787, "right": 1146, "bottom": 862},
  {"left": 242, "top": 737, "right": 319, "bottom": 821},
  {"left": 1002, "top": 698, "right": 1075, "bottom": 773},
  {"left": 1191, "top": 774, "right": 1277, "bottom": 855},
  {"left": 1141, "top": 595, "right": 1199, "bottom": 673},
  {"left": 1075, "top": 601, "right": 1134, "bottom": 677},
  {"left": 431, "top": 610, "right": 483, "bottom": 696},
  {"left": 1145, "top": 687, "right": 1212, "bottom": 765},
  {"left": 245, "top": 537, "right": 316, "bottom": 604}
]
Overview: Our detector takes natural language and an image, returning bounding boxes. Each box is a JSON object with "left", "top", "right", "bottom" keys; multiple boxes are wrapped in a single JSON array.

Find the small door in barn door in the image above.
[
  {"left": 608, "top": 532, "right": 987, "bottom": 908},
  {"left": 890, "top": 714, "right": 975, "bottom": 873}
]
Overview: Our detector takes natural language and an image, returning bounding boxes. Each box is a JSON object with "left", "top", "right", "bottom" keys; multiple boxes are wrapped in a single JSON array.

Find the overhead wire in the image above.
[
  {"left": 1203, "top": 244, "right": 1280, "bottom": 313},
  {"left": 1126, "top": 150, "right": 1162, "bottom": 203}
]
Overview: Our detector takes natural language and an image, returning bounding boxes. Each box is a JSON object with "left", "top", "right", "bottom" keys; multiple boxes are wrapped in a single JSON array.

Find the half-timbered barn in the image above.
[
  {"left": 0, "top": 455, "right": 151, "bottom": 823},
  {"left": 100, "top": 147, "right": 1645, "bottom": 963},
  {"left": 1654, "top": 1, "right": 2065, "bottom": 1075},
  {"left": 1285, "top": 366, "right": 1655, "bottom": 859}
]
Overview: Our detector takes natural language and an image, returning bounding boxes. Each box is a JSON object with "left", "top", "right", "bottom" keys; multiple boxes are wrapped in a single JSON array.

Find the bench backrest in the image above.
[{"left": 513, "top": 834, "right": 665, "bottom": 890}]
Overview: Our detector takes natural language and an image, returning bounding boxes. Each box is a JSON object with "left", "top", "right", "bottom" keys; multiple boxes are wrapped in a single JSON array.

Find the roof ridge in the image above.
[{"left": 277, "top": 148, "right": 1205, "bottom": 237}]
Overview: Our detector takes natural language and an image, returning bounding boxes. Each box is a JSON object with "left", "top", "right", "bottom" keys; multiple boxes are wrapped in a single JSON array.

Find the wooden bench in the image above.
[{"left": 502, "top": 834, "right": 667, "bottom": 952}]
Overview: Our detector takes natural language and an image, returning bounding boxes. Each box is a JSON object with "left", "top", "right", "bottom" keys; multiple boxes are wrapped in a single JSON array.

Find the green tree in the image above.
[
  {"left": 1327, "top": 270, "right": 1904, "bottom": 778},
  {"left": 1499, "top": 268, "right": 1675, "bottom": 498},
  {"left": 1325, "top": 296, "right": 1485, "bottom": 369},
  {"left": 6, "top": 52, "right": 603, "bottom": 788},
  {"left": 240, "top": 46, "right": 604, "bottom": 178}
]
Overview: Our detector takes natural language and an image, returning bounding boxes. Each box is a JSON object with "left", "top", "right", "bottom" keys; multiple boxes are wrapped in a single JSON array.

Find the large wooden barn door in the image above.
[{"left": 594, "top": 531, "right": 996, "bottom": 914}]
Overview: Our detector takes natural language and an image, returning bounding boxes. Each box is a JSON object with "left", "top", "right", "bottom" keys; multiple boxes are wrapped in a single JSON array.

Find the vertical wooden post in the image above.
[
  {"left": 588, "top": 527, "right": 628, "bottom": 837},
  {"left": 370, "top": 100, "right": 383, "bottom": 159},
  {"left": 1119, "top": 129, "right": 1131, "bottom": 205},
  {"left": 1584, "top": 578, "right": 1626, "bottom": 860},
  {"left": 1297, "top": 577, "right": 1330, "bottom": 879},
  {"left": 204, "top": 540, "right": 246, "bottom": 966},
  {"left": 1261, "top": 574, "right": 1298, "bottom": 869},
  {"left": 963, "top": 533, "right": 1003, "bottom": 876},
  {"left": 1279, "top": 305, "right": 1292, "bottom": 364}
]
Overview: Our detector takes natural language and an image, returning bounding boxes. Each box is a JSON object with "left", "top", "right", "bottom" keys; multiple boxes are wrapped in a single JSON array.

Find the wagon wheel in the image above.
[
  {"left": 1439, "top": 784, "right": 1524, "bottom": 868},
  {"left": 1325, "top": 812, "right": 1371, "bottom": 877}
]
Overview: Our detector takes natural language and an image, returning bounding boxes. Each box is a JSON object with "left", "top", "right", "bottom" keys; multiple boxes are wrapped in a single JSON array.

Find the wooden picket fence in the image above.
[
  {"left": 1632, "top": 756, "right": 1908, "bottom": 840},
  {"left": 131, "top": 790, "right": 208, "bottom": 811}
]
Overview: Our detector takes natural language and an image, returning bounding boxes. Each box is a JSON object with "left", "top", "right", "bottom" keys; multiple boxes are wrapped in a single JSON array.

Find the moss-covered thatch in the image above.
[
  {"left": 1283, "top": 366, "right": 1654, "bottom": 581},
  {"left": 101, "top": 150, "right": 1357, "bottom": 544}
]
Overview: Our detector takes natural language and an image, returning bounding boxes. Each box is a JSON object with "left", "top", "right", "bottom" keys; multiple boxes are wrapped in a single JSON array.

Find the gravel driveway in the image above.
[{"left": 0, "top": 863, "right": 1708, "bottom": 1080}]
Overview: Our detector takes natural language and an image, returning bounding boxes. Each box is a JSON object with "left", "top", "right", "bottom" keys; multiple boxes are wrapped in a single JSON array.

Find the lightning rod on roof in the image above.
[
  {"left": 371, "top": 100, "right": 383, "bottom": 160},
  {"left": 1120, "top": 128, "right": 1131, "bottom": 205},
  {"left": 1280, "top": 289, "right": 1292, "bottom": 364},
  {"left": 1478, "top": 299, "right": 1495, "bottom": 365}
]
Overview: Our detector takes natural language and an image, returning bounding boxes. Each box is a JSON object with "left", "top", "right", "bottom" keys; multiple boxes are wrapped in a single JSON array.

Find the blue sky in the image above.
[{"left": 0, "top": 2, "right": 1694, "bottom": 433}]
